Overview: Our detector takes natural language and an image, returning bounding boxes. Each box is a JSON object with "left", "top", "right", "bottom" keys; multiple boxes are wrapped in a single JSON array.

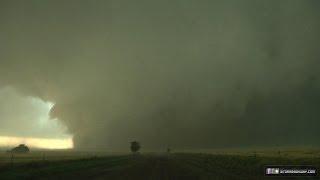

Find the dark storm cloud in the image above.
[{"left": 0, "top": 0, "right": 319, "bottom": 150}]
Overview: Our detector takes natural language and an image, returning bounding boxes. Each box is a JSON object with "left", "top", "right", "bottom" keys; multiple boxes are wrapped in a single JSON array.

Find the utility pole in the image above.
[
  {"left": 42, "top": 152, "right": 45, "bottom": 161},
  {"left": 10, "top": 152, "right": 14, "bottom": 167}
]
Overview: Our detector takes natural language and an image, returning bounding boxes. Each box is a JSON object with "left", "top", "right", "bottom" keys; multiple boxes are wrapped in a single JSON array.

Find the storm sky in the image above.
[{"left": 0, "top": 0, "right": 319, "bottom": 151}]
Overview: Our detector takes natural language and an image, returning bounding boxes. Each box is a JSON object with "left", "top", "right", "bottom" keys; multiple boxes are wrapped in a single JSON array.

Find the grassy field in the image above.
[
  {"left": 0, "top": 150, "right": 319, "bottom": 179},
  {"left": 0, "top": 151, "right": 125, "bottom": 165}
]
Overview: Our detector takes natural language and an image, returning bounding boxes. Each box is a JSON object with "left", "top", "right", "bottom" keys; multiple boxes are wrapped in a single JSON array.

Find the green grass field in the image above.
[{"left": 0, "top": 150, "right": 319, "bottom": 179}]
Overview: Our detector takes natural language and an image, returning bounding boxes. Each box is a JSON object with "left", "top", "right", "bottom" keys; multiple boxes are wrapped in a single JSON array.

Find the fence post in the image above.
[{"left": 204, "top": 156, "right": 210, "bottom": 180}]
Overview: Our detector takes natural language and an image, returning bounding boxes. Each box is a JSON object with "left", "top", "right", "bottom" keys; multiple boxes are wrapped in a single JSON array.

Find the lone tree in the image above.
[
  {"left": 9, "top": 144, "right": 30, "bottom": 154},
  {"left": 130, "top": 141, "right": 141, "bottom": 153}
]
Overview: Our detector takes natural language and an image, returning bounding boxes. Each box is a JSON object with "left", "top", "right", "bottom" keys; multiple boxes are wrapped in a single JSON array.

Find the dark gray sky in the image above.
[{"left": 0, "top": 0, "right": 319, "bottom": 150}]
